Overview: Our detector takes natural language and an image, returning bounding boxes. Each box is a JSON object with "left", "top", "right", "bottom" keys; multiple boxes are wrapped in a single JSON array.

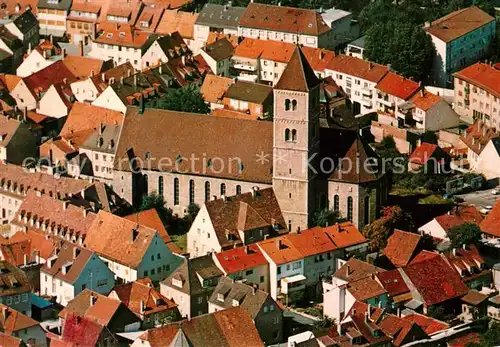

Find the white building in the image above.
[
  {"left": 37, "top": 0, "right": 72, "bottom": 37},
  {"left": 193, "top": 3, "right": 244, "bottom": 45}
]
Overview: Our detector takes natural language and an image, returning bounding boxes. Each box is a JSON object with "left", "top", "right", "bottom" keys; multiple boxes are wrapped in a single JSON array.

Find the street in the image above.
[{"left": 456, "top": 189, "right": 500, "bottom": 210}]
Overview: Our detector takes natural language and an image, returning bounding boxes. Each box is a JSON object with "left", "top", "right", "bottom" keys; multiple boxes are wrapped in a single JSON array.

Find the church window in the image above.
[
  {"left": 189, "top": 180, "right": 195, "bottom": 205},
  {"left": 158, "top": 176, "right": 164, "bottom": 196},
  {"left": 364, "top": 196, "right": 370, "bottom": 225},
  {"left": 292, "top": 99, "right": 298, "bottom": 111},
  {"left": 220, "top": 183, "right": 226, "bottom": 196},
  {"left": 143, "top": 174, "right": 148, "bottom": 195},
  {"left": 333, "top": 195, "right": 339, "bottom": 212},
  {"left": 347, "top": 196, "right": 353, "bottom": 222},
  {"left": 205, "top": 181, "right": 210, "bottom": 202},
  {"left": 285, "top": 99, "right": 291, "bottom": 111},
  {"left": 285, "top": 128, "right": 290, "bottom": 141},
  {"left": 174, "top": 178, "right": 179, "bottom": 205},
  {"left": 291, "top": 129, "right": 297, "bottom": 142},
  {"left": 236, "top": 185, "right": 241, "bottom": 195}
]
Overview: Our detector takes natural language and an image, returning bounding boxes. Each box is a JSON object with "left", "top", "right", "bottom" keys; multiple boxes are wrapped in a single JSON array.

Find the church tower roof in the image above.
[{"left": 274, "top": 46, "right": 320, "bottom": 92}]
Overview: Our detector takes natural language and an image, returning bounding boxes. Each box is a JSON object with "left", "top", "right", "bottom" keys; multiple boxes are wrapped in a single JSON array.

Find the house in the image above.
[
  {"left": 200, "top": 74, "right": 233, "bottom": 110},
  {"left": 40, "top": 241, "right": 115, "bottom": 306},
  {"left": 108, "top": 278, "right": 180, "bottom": 329},
  {"left": 16, "top": 39, "right": 62, "bottom": 77},
  {"left": 375, "top": 72, "right": 421, "bottom": 115},
  {"left": 0, "top": 116, "right": 37, "bottom": 165},
  {"left": 383, "top": 230, "right": 423, "bottom": 268},
  {"left": 160, "top": 254, "right": 223, "bottom": 319},
  {"left": 444, "top": 245, "right": 490, "bottom": 290},
  {"left": 481, "top": 200, "right": 500, "bottom": 238},
  {"left": 322, "top": 258, "right": 384, "bottom": 323},
  {"left": 325, "top": 54, "right": 389, "bottom": 115},
  {"left": 346, "top": 36, "right": 366, "bottom": 59},
  {"left": 141, "top": 32, "right": 189, "bottom": 70},
  {"left": 401, "top": 313, "right": 449, "bottom": 335},
  {"left": 37, "top": 0, "right": 71, "bottom": 38},
  {"left": 0, "top": 304, "right": 46, "bottom": 346},
  {"left": 238, "top": 3, "right": 333, "bottom": 49},
  {"left": 459, "top": 120, "right": 498, "bottom": 170},
  {"left": 0, "top": 332, "right": 24, "bottom": 347},
  {"left": 0, "top": 26, "right": 24, "bottom": 73},
  {"left": 377, "top": 269, "right": 412, "bottom": 310},
  {"left": 187, "top": 187, "right": 287, "bottom": 258},
  {"left": 371, "top": 120, "right": 420, "bottom": 155},
  {"left": 4, "top": 10, "right": 38, "bottom": 50},
  {"left": 399, "top": 250, "right": 469, "bottom": 315},
  {"left": 208, "top": 277, "right": 283, "bottom": 345},
  {"left": 425, "top": 6, "right": 496, "bottom": 87},
  {"left": 453, "top": 62, "right": 500, "bottom": 126},
  {"left": 193, "top": 3, "right": 244, "bottom": 46},
  {"left": 59, "top": 289, "right": 141, "bottom": 334},
  {"left": 213, "top": 244, "right": 269, "bottom": 292},
  {"left": 0, "top": 261, "right": 31, "bottom": 316},
  {"left": 397, "top": 90, "right": 459, "bottom": 131},
  {"left": 131, "top": 307, "right": 264, "bottom": 347},
  {"left": 473, "top": 137, "right": 500, "bottom": 181},
  {"left": 65, "top": 1, "right": 102, "bottom": 44},
  {"left": 1, "top": 229, "right": 56, "bottom": 266},
  {"left": 84, "top": 210, "right": 182, "bottom": 283},
  {"left": 49, "top": 314, "right": 119, "bottom": 346},
  {"left": 35, "top": 82, "right": 74, "bottom": 119},
  {"left": 222, "top": 80, "right": 273, "bottom": 118},
  {"left": 408, "top": 142, "right": 452, "bottom": 173},
  {"left": 155, "top": 10, "right": 198, "bottom": 51},
  {"left": 200, "top": 37, "right": 234, "bottom": 77},
  {"left": 111, "top": 46, "right": 385, "bottom": 233},
  {"left": 419, "top": 206, "right": 483, "bottom": 240},
  {"left": 89, "top": 22, "right": 156, "bottom": 71}
]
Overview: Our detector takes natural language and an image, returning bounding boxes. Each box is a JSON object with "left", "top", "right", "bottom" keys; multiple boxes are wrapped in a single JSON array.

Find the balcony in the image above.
[
  {"left": 361, "top": 87, "right": 372, "bottom": 97},
  {"left": 464, "top": 86, "right": 470, "bottom": 94},
  {"left": 232, "top": 61, "right": 257, "bottom": 72},
  {"left": 280, "top": 274, "right": 306, "bottom": 295},
  {"left": 237, "top": 73, "right": 258, "bottom": 83},
  {"left": 360, "top": 96, "right": 372, "bottom": 108}
]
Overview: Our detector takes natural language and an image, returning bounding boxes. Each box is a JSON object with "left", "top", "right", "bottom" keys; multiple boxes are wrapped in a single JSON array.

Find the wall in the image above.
[
  {"left": 475, "top": 140, "right": 500, "bottom": 180},
  {"left": 238, "top": 27, "right": 321, "bottom": 48},
  {"left": 16, "top": 325, "right": 47, "bottom": 347},
  {"left": 0, "top": 191, "right": 23, "bottom": 225},
  {"left": 92, "top": 86, "right": 127, "bottom": 113},
  {"left": 253, "top": 297, "right": 283, "bottom": 345},
  {"left": 16, "top": 50, "right": 56, "bottom": 77},
  {"left": 38, "top": 8, "right": 67, "bottom": 37},
  {"left": 418, "top": 218, "right": 447, "bottom": 239},
  {"left": 137, "top": 233, "right": 182, "bottom": 282},
  {"left": 423, "top": 100, "right": 460, "bottom": 131},
  {"left": 12, "top": 80, "right": 37, "bottom": 110},
  {"left": 187, "top": 205, "right": 219, "bottom": 257},
  {"left": 142, "top": 41, "right": 169, "bottom": 70},
  {"left": 71, "top": 78, "right": 100, "bottom": 102},
  {"left": 40, "top": 271, "right": 75, "bottom": 306},
  {"left": 0, "top": 291, "right": 31, "bottom": 316},
  {"left": 89, "top": 42, "right": 143, "bottom": 71},
  {"left": 79, "top": 147, "right": 115, "bottom": 181},
  {"left": 37, "top": 84, "right": 69, "bottom": 118},
  {"left": 160, "top": 284, "right": 190, "bottom": 319}
]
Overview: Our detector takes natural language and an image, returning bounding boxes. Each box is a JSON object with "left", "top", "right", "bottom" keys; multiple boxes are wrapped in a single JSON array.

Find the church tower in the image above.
[{"left": 272, "top": 47, "right": 321, "bottom": 232}]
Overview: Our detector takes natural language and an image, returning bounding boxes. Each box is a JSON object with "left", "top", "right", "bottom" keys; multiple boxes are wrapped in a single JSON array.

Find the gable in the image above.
[{"left": 92, "top": 86, "right": 126, "bottom": 113}]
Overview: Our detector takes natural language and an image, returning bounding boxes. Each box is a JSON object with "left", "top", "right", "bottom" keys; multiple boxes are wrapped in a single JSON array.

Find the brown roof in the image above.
[
  {"left": 224, "top": 80, "right": 273, "bottom": 105},
  {"left": 460, "top": 289, "right": 488, "bottom": 305},
  {"left": 326, "top": 55, "right": 389, "bottom": 83},
  {"left": 203, "top": 37, "right": 234, "bottom": 62},
  {"left": 460, "top": 120, "right": 498, "bottom": 155},
  {"left": 481, "top": 199, "right": 500, "bottom": 237},
  {"left": 41, "top": 242, "right": 95, "bottom": 284},
  {"left": 334, "top": 258, "right": 383, "bottom": 282},
  {"left": 347, "top": 275, "right": 387, "bottom": 301},
  {"left": 0, "top": 332, "right": 24, "bottom": 347},
  {"left": 62, "top": 55, "right": 108, "bottom": 80},
  {"left": 384, "top": 230, "right": 422, "bottom": 267},
  {"left": 409, "top": 91, "right": 442, "bottom": 111},
  {"left": 23, "top": 60, "right": 76, "bottom": 98},
  {"left": 0, "top": 304, "right": 39, "bottom": 334},
  {"left": 300, "top": 46, "right": 336, "bottom": 72},
  {"left": 233, "top": 38, "right": 295, "bottom": 63},
  {"left": 124, "top": 208, "right": 171, "bottom": 243},
  {"left": 434, "top": 206, "right": 483, "bottom": 233},
  {"left": 0, "top": 74, "right": 22, "bottom": 92},
  {"left": 84, "top": 210, "right": 158, "bottom": 269},
  {"left": 200, "top": 74, "right": 233, "bottom": 104},
  {"left": 0, "top": 117, "right": 20, "bottom": 147},
  {"left": 275, "top": 46, "right": 320, "bottom": 92},
  {"left": 239, "top": 3, "right": 330, "bottom": 36},
  {"left": 155, "top": 10, "right": 198, "bottom": 39},
  {"left": 8, "top": 229, "right": 56, "bottom": 260},
  {"left": 0, "top": 261, "right": 31, "bottom": 298},
  {"left": 376, "top": 72, "right": 421, "bottom": 101},
  {"left": 378, "top": 314, "right": 422, "bottom": 346},
  {"left": 114, "top": 107, "right": 273, "bottom": 183},
  {"left": 454, "top": 62, "right": 500, "bottom": 99},
  {"left": 110, "top": 278, "right": 177, "bottom": 316},
  {"left": 95, "top": 22, "right": 154, "bottom": 49},
  {"left": 210, "top": 108, "right": 258, "bottom": 121},
  {"left": 424, "top": 6, "right": 494, "bottom": 43}
]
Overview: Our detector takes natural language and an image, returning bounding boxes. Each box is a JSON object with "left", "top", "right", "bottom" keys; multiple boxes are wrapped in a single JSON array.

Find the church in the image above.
[{"left": 112, "top": 47, "right": 387, "bottom": 231}]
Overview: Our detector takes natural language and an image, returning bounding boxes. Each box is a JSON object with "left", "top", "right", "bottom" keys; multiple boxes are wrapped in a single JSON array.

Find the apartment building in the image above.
[
  {"left": 37, "top": 0, "right": 71, "bottom": 37},
  {"left": 425, "top": 6, "right": 496, "bottom": 87},
  {"left": 89, "top": 23, "right": 156, "bottom": 71},
  {"left": 66, "top": 1, "right": 102, "bottom": 43},
  {"left": 193, "top": 3, "right": 244, "bottom": 46},
  {"left": 453, "top": 62, "right": 500, "bottom": 126},
  {"left": 375, "top": 72, "right": 421, "bottom": 115}
]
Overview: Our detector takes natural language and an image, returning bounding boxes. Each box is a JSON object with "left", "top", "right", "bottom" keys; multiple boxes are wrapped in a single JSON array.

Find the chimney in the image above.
[
  {"left": 365, "top": 312, "right": 369, "bottom": 322},
  {"left": 420, "top": 88, "right": 424, "bottom": 97},
  {"left": 367, "top": 304, "right": 371, "bottom": 320},
  {"left": 79, "top": 40, "right": 84, "bottom": 57},
  {"left": 346, "top": 264, "right": 351, "bottom": 276},
  {"left": 63, "top": 78, "right": 68, "bottom": 85},
  {"left": 23, "top": 254, "right": 27, "bottom": 266},
  {"left": 43, "top": 50, "right": 47, "bottom": 59},
  {"left": 90, "top": 70, "right": 94, "bottom": 77},
  {"left": 83, "top": 209, "right": 88, "bottom": 218},
  {"left": 28, "top": 42, "right": 32, "bottom": 54},
  {"left": 397, "top": 308, "right": 401, "bottom": 317},
  {"left": 452, "top": 248, "right": 456, "bottom": 256},
  {"left": 90, "top": 294, "right": 96, "bottom": 306},
  {"left": 276, "top": 239, "right": 281, "bottom": 249},
  {"left": 62, "top": 48, "right": 66, "bottom": 58},
  {"left": 128, "top": 69, "right": 132, "bottom": 77},
  {"left": 132, "top": 227, "right": 139, "bottom": 241},
  {"left": 63, "top": 201, "right": 68, "bottom": 210},
  {"left": 252, "top": 285, "right": 257, "bottom": 295},
  {"left": 368, "top": 62, "right": 373, "bottom": 70},
  {"left": 138, "top": 93, "right": 145, "bottom": 115},
  {"left": 244, "top": 246, "right": 249, "bottom": 254},
  {"left": 101, "top": 72, "right": 106, "bottom": 81},
  {"left": 159, "top": 65, "right": 162, "bottom": 74},
  {"left": 99, "top": 122, "right": 104, "bottom": 135},
  {"left": 462, "top": 244, "right": 467, "bottom": 250},
  {"left": 120, "top": 76, "right": 124, "bottom": 84},
  {"left": 181, "top": 55, "right": 186, "bottom": 66}
]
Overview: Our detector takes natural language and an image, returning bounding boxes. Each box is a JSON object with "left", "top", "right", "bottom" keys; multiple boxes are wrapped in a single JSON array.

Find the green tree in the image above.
[
  {"left": 448, "top": 222, "right": 482, "bottom": 248},
  {"left": 155, "top": 84, "right": 210, "bottom": 114},
  {"left": 312, "top": 209, "right": 339, "bottom": 227},
  {"left": 364, "top": 21, "right": 435, "bottom": 81},
  {"left": 467, "top": 323, "right": 500, "bottom": 347},
  {"left": 139, "top": 193, "right": 173, "bottom": 225},
  {"left": 362, "top": 205, "right": 414, "bottom": 250}
]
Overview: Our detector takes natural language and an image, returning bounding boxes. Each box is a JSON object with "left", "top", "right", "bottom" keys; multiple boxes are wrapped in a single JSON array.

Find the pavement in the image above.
[{"left": 456, "top": 189, "right": 500, "bottom": 210}]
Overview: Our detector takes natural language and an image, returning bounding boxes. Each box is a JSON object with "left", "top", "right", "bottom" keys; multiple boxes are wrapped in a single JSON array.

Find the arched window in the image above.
[
  {"left": 143, "top": 174, "right": 148, "bottom": 195},
  {"left": 364, "top": 196, "right": 370, "bottom": 225},
  {"left": 220, "top": 183, "right": 226, "bottom": 196},
  {"left": 291, "top": 129, "right": 297, "bottom": 142},
  {"left": 285, "top": 128, "right": 290, "bottom": 141},
  {"left": 236, "top": 185, "right": 241, "bottom": 195},
  {"left": 285, "top": 99, "right": 291, "bottom": 111},
  {"left": 158, "top": 176, "right": 164, "bottom": 196},
  {"left": 205, "top": 181, "right": 210, "bottom": 202},
  {"left": 333, "top": 195, "right": 339, "bottom": 212},
  {"left": 292, "top": 99, "right": 298, "bottom": 111},
  {"left": 174, "top": 178, "right": 179, "bottom": 205},
  {"left": 347, "top": 196, "right": 353, "bottom": 222}
]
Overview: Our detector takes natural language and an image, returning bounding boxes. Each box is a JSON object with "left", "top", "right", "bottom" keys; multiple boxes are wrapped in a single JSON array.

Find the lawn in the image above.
[
  {"left": 419, "top": 194, "right": 454, "bottom": 205},
  {"left": 171, "top": 233, "right": 187, "bottom": 252}
]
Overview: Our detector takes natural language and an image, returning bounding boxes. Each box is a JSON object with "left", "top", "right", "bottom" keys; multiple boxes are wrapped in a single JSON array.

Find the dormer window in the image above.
[
  {"left": 119, "top": 32, "right": 125, "bottom": 38},
  {"left": 172, "top": 278, "right": 182, "bottom": 288},
  {"left": 217, "top": 293, "right": 224, "bottom": 302},
  {"left": 140, "top": 21, "right": 149, "bottom": 28},
  {"left": 106, "top": 33, "right": 113, "bottom": 39},
  {"left": 232, "top": 299, "right": 239, "bottom": 307}
]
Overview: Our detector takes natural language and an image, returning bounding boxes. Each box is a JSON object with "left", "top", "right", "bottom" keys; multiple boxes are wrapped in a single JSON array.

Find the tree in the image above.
[
  {"left": 154, "top": 84, "right": 210, "bottom": 114},
  {"left": 312, "top": 209, "right": 339, "bottom": 227},
  {"left": 467, "top": 323, "right": 500, "bottom": 347},
  {"left": 364, "top": 21, "right": 435, "bottom": 81},
  {"left": 362, "top": 205, "right": 414, "bottom": 250},
  {"left": 139, "top": 193, "right": 174, "bottom": 225},
  {"left": 448, "top": 222, "right": 482, "bottom": 248}
]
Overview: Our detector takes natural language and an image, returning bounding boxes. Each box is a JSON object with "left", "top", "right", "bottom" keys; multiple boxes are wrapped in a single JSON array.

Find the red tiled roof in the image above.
[
  {"left": 377, "top": 269, "right": 410, "bottom": 296},
  {"left": 403, "top": 251, "right": 469, "bottom": 306},
  {"left": 378, "top": 314, "right": 420, "bottom": 346},
  {"left": 23, "top": 60, "right": 76, "bottom": 98},
  {"left": 334, "top": 258, "right": 383, "bottom": 282},
  {"left": 95, "top": 22, "right": 152, "bottom": 48},
  {"left": 410, "top": 91, "right": 441, "bottom": 111},
  {"left": 61, "top": 314, "right": 104, "bottom": 346},
  {"left": 200, "top": 74, "right": 233, "bottom": 104},
  {"left": 481, "top": 199, "right": 500, "bottom": 237},
  {"left": 299, "top": 46, "right": 336, "bottom": 72},
  {"left": 376, "top": 72, "right": 420, "bottom": 100},
  {"left": 215, "top": 244, "right": 268, "bottom": 275},
  {"left": 435, "top": 206, "right": 483, "bottom": 233},
  {"left": 326, "top": 55, "right": 389, "bottom": 83},
  {"left": 258, "top": 236, "right": 302, "bottom": 266},
  {"left": 454, "top": 62, "right": 500, "bottom": 99},
  {"left": 0, "top": 304, "right": 39, "bottom": 334},
  {"left": 321, "top": 222, "right": 367, "bottom": 249},
  {"left": 287, "top": 227, "right": 337, "bottom": 258},
  {"left": 401, "top": 313, "right": 449, "bottom": 335},
  {"left": 384, "top": 230, "right": 421, "bottom": 267},
  {"left": 124, "top": 208, "right": 171, "bottom": 243},
  {"left": 460, "top": 120, "right": 498, "bottom": 155},
  {"left": 347, "top": 275, "right": 387, "bottom": 301},
  {"left": 155, "top": 10, "right": 198, "bottom": 39},
  {"left": 408, "top": 143, "right": 439, "bottom": 165},
  {"left": 447, "top": 332, "right": 481, "bottom": 347},
  {"left": 0, "top": 332, "right": 23, "bottom": 347},
  {"left": 211, "top": 109, "right": 258, "bottom": 121}
]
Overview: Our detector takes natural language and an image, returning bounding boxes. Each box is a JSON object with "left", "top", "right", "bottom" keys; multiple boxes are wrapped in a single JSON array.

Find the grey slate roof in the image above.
[
  {"left": 202, "top": 37, "right": 234, "bottom": 62},
  {"left": 349, "top": 35, "right": 366, "bottom": 49},
  {"left": 208, "top": 277, "right": 273, "bottom": 320},
  {"left": 37, "top": 0, "right": 72, "bottom": 10},
  {"left": 12, "top": 10, "right": 38, "bottom": 34},
  {"left": 224, "top": 80, "right": 272, "bottom": 105},
  {"left": 80, "top": 124, "right": 121, "bottom": 154},
  {"left": 195, "top": 3, "right": 245, "bottom": 30}
]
